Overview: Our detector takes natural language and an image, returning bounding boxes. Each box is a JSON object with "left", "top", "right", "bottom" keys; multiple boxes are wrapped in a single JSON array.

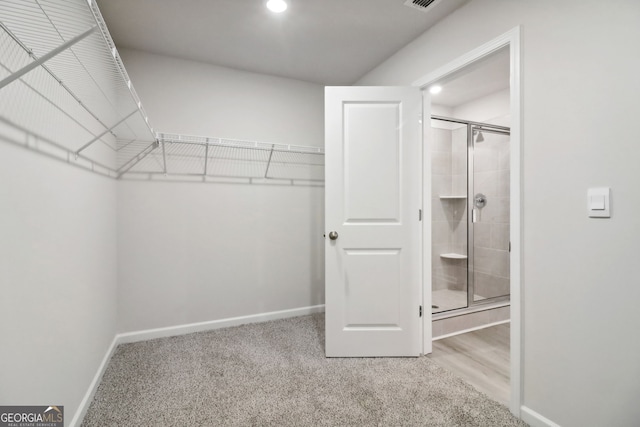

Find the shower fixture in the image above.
[
  {"left": 474, "top": 193, "right": 487, "bottom": 208},
  {"left": 474, "top": 130, "right": 484, "bottom": 143}
]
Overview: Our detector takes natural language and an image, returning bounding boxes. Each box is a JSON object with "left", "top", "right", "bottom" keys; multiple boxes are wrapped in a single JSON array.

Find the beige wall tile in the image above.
[
  {"left": 432, "top": 151, "right": 452, "bottom": 175},
  {"left": 491, "top": 223, "right": 510, "bottom": 251},
  {"left": 474, "top": 170, "right": 498, "bottom": 196},
  {"left": 473, "top": 222, "right": 491, "bottom": 248},
  {"left": 473, "top": 146, "right": 498, "bottom": 172},
  {"left": 474, "top": 272, "right": 510, "bottom": 299},
  {"left": 431, "top": 174, "right": 452, "bottom": 197},
  {"left": 432, "top": 128, "right": 452, "bottom": 153},
  {"left": 432, "top": 199, "right": 450, "bottom": 222},
  {"left": 498, "top": 144, "right": 510, "bottom": 171},
  {"left": 452, "top": 174, "right": 467, "bottom": 195},
  {"left": 497, "top": 169, "right": 510, "bottom": 197},
  {"left": 452, "top": 150, "right": 467, "bottom": 174}
]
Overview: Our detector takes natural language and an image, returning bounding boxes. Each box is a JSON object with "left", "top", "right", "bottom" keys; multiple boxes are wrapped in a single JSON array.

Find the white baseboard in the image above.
[
  {"left": 520, "top": 406, "right": 561, "bottom": 427},
  {"left": 69, "top": 335, "right": 119, "bottom": 427},
  {"left": 116, "top": 304, "right": 326, "bottom": 344},
  {"left": 71, "top": 305, "right": 325, "bottom": 425}
]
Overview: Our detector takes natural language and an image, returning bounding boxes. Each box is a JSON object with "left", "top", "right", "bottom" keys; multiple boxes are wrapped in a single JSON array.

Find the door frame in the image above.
[{"left": 412, "top": 26, "right": 523, "bottom": 417}]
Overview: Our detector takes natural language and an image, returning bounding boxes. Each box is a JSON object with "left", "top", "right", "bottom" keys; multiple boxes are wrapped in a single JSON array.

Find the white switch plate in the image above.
[{"left": 588, "top": 187, "right": 610, "bottom": 218}]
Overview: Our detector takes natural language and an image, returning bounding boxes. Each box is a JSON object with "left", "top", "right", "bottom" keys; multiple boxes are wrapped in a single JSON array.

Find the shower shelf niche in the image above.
[{"left": 440, "top": 253, "right": 468, "bottom": 260}]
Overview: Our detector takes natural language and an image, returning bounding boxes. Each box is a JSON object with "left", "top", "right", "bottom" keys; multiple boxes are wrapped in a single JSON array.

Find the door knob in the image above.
[{"left": 328, "top": 231, "right": 338, "bottom": 240}]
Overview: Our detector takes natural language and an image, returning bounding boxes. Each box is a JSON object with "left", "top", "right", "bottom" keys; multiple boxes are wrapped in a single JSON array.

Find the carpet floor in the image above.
[{"left": 82, "top": 314, "right": 527, "bottom": 426}]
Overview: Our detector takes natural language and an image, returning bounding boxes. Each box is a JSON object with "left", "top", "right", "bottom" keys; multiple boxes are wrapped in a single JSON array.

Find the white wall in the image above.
[
  {"left": 119, "top": 49, "right": 324, "bottom": 147},
  {"left": 116, "top": 50, "right": 325, "bottom": 333},
  {"left": 451, "top": 88, "right": 509, "bottom": 125},
  {"left": 359, "top": 1, "right": 640, "bottom": 426},
  {"left": 0, "top": 133, "right": 117, "bottom": 422}
]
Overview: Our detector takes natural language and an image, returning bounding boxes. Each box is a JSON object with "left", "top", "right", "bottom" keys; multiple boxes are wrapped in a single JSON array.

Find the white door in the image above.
[{"left": 325, "top": 86, "right": 422, "bottom": 357}]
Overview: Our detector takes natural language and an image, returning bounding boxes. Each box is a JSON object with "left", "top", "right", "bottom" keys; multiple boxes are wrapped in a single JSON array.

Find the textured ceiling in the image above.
[{"left": 96, "top": 0, "right": 468, "bottom": 85}]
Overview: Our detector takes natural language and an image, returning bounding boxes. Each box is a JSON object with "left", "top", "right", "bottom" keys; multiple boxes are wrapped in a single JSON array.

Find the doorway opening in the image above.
[{"left": 414, "top": 27, "right": 522, "bottom": 415}]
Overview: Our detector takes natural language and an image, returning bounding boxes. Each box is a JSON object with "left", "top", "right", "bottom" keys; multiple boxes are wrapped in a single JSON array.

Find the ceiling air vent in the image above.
[{"left": 403, "top": 0, "right": 443, "bottom": 13}]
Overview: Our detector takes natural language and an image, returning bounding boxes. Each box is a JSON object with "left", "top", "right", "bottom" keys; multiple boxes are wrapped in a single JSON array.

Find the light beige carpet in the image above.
[{"left": 82, "top": 314, "right": 527, "bottom": 426}]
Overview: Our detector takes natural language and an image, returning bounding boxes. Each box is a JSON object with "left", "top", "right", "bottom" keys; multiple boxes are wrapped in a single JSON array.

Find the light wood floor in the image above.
[{"left": 429, "top": 323, "right": 510, "bottom": 406}]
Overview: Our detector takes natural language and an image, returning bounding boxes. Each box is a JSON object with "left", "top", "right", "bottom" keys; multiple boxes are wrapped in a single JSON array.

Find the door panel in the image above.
[
  {"left": 472, "top": 130, "right": 511, "bottom": 302},
  {"left": 344, "top": 102, "right": 401, "bottom": 222},
  {"left": 325, "top": 86, "right": 422, "bottom": 357}
]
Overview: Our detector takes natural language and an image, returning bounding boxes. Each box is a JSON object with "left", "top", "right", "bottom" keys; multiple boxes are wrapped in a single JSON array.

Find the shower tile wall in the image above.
[
  {"left": 473, "top": 133, "right": 510, "bottom": 300},
  {"left": 432, "top": 126, "right": 467, "bottom": 312}
]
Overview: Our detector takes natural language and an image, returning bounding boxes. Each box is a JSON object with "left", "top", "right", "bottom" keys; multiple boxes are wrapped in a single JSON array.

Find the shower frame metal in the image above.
[{"left": 432, "top": 115, "right": 511, "bottom": 312}]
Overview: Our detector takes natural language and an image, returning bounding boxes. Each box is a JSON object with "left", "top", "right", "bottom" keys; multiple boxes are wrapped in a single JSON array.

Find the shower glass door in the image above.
[
  {"left": 431, "top": 119, "right": 468, "bottom": 314},
  {"left": 431, "top": 117, "right": 510, "bottom": 315},
  {"left": 470, "top": 127, "right": 510, "bottom": 303}
]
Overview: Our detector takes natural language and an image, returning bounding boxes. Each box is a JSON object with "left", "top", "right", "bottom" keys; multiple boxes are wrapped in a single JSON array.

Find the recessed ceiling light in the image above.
[
  {"left": 266, "top": 0, "right": 287, "bottom": 13},
  {"left": 429, "top": 85, "right": 442, "bottom": 95}
]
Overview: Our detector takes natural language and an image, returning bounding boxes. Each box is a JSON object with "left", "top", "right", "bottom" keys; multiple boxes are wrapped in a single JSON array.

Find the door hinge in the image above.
[
  {"left": 418, "top": 209, "right": 422, "bottom": 221},
  {"left": 419, "top": 305, "right": 423, "bottom": 317},
  {"left": 509, "top": 241, "right": 511, "bottom": 252}
]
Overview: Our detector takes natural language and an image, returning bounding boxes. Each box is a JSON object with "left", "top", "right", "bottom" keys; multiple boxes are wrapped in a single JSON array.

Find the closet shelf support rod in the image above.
[
  {"left": 162, "top": 140, "right": 167, "bottom": 174},
  {"left": 117, "top": 140, "right": 159, "bottom": 178},
  {"left": 0, "top": 25, "right": 97, "bottom": 91},
  {"left": 264, "top": 144, "right": 275, "bottom": 179},
  {"left": 203, "top": 141, "right": 209, "bottom": 176},
  {"left": 76, "top": 108, "right": 138, "bottom": 155}
]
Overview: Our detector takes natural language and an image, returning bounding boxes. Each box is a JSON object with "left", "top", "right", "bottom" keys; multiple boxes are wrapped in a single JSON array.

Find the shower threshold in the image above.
[{"left": 432, "top": 299, "right": 510, "bottom": 321}]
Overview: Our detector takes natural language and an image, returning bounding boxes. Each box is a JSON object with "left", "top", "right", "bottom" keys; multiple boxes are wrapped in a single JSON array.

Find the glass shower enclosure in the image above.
[{"left": 431, "top": 116, "right": 511, "bottom": 314}]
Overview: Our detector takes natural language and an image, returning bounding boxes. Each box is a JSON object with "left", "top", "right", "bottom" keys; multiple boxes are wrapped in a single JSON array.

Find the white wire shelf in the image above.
[
  {"left": 120, "top": 132, "right": 325, "bottom": 184},
  {"left": 0, "top": 0, "right": 155, "bottom": 176},
  {"left": 0, "top": 2, "right": 324, "bottom": 185}
]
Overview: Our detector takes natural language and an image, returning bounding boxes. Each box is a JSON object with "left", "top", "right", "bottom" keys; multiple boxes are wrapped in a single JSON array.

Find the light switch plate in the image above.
[{"left": 588, "top": 187, "right": 610, "bottom": 218}]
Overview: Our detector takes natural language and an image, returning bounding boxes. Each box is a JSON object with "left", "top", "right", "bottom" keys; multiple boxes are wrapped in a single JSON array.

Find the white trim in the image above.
[
  {"left": 412, "top": 26, "right": 523, "bottom": 418},
  {"left": 70, "top": 305, "right": 325, "bottom": 425},
  {"left": 69, "top": 336, "right": 119, "bottom": 427},
  {"left": 433, "top": 319, "right": 510, "bottom": 341},
  {"left": 508, "top": 25, "right": 524, "bottom": 420},
  {"left": 116, "top": 305, "right": 325, "bottom": 344},
  {"left": 520, "top": 406, "right": 562, "bottom": 427},
  {"left": 412, "top": 29, "right": 517, "bottom": 89},
  {"left": 421, "top": 90, "right": 433, "bottom": 355}
]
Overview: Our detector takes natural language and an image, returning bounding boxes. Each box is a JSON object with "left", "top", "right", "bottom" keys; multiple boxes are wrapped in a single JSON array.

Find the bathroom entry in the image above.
[
  {"left": 431, "top": 117, "right": 511, "bottom": 314},
  {"left": 325, "top": 36, "right": 520, "bottom": 360}
]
